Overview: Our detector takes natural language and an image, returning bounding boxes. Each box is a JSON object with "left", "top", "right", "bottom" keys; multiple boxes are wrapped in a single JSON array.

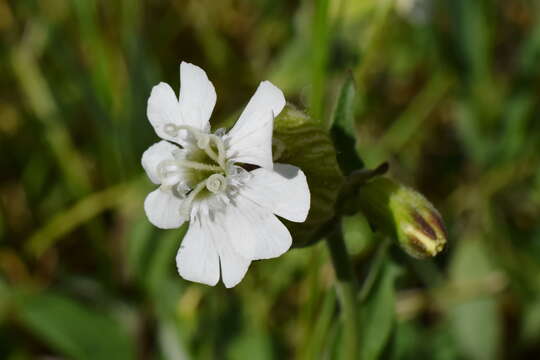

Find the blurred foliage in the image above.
[{"left": 1, "top": 0, "right": 540, "bottom": 359}]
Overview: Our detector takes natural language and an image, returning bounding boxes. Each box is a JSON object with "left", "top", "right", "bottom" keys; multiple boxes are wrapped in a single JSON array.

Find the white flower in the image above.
[{"left": 142, "top": 62, "right": 311, "bottom": 288}]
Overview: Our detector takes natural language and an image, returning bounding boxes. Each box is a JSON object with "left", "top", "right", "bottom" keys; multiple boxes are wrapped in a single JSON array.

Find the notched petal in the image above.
[
  {"left": 176, "top": 218, "right": 220, "bottom": 286},
  {"left": 179, "top": 61, "right": 216, "bottom": 132}
]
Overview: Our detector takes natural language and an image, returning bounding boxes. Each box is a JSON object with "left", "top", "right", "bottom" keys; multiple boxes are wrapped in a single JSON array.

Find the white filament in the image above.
[
  {"left": 157, "top": 160, "right": 182, "bottom": 186},
  {"left": 179, "top": 181, "right": 208, "bottom": 218},
  {"left": 165, "top": 123, "right": 226, "bottom": 168}
]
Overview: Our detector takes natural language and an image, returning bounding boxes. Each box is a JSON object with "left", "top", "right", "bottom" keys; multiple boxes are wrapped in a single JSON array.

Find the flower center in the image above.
[{"left": 157, "top": 124, "right": 243, "bottom": 217}]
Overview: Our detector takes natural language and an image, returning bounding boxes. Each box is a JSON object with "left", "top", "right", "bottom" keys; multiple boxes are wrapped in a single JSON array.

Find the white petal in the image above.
[
  {"left": 211, "top": 218, "right": 251, "bottom": 288},
  {"left": 176, "top": 218, "right": 220, "bottom": 286},
  {"left": 147, "top": 82, "right": 183, "bottom": 144},
  {"left": 144, "top": 188, "right": 186, "bottom": 229},
  {"left": 178, "top": 62, "right": 216, "bottom": 132},
  {"left": 225, "top": 81, "right": 285, "bottom": 169},
  {"left": 177, "top": 209, "right": 251, "bottom": 288},
  {"left": 222, "top": 196, "right": 292, "bottom": 261},
  {"left": 141, "top": 141, "right": 182, "bottom": 184},
  {"left": 241, "top": 163, "right": 310, "bottom": 222}
]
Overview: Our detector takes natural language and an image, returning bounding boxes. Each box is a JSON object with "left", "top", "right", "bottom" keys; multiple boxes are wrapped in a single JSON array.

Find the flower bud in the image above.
[{"left": 356, "top": 177, "right": 447, "bottom": 258}]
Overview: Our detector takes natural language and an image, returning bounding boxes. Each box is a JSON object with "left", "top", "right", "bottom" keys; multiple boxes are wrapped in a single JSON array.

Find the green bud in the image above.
[{"left": 356, "top": 177, "right": 447, "bottom": 258}]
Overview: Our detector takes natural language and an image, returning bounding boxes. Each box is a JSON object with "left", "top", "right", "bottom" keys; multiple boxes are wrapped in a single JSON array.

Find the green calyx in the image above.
[
  {"left": 273, "top": 104, "right": 345, "bottom": 246},
  {"left": 356, "top": 177, "right": 447, "bottom": 258}
]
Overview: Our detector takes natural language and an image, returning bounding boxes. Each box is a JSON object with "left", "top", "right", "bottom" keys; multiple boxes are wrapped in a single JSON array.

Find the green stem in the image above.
[
  {"left": 325, "top": 226, "right": 358, "bottom": 360},
  {"left": 358, "top": 237, "right": 390, "bottom": 303}
]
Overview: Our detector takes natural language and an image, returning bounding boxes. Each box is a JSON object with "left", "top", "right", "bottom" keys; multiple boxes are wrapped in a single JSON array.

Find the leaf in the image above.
[
  {"left": 125, "top": 216, "right": 154, "bottom": 281},
  {"left": 157, "top": 313, "right": 189, "bottom": 360},
  {"left": 521, "top": 298, "right": 540, "bottom": 345},
  {"left": 227, "top": 328, "right": 274, "bottom": 360},
  {"left": 311, "top": 0, "right": 331, "bottom": 122},
  {"left": 16, "top": 292, "right": 135, "bottom": 360},
  {"left": 448, "top": 240, "right": 501, "bottom": 360},
  {"left": 125, "top": 215, "right": 186, "bottom": 293},
  {"left": 330, "top": 74, "right": 357, "bottom": 135},
  {"left": 389, "top": 321, "right": 460, "bottom": 360},
  {"left": 330, "top": 75, "right": 364, "bottom": 175},
  {"left": 273, "top": 105, "right": 344, "bottom": 246},
  {"left": 0, "top": 280, "right": 9, "bottom": 325},
  {"left": 145, "top": 226, "right": 187, "bottom": 293},
  {"left": 359, "top": 261, "right": 398, "bottom": 360}
]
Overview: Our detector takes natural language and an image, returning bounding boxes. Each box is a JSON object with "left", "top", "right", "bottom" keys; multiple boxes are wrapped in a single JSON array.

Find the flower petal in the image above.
[
  {"left": 179, "top": 61, "right": 216, "bottom": 132},
  {"left": 147, "top": 82, "right": 183, "bottom": 144},
  {"left": 222, "top": 196, "right": 292, "bottom": 261},
  {"left": 176, "top": 218, "right": 220, "bottom": 286},
  {"left": 225, "top": 81, "right": 285, "bottom": 169},
  {"left": 144, "top": 188, "right": 186, "bottom": 229},
  {"left": 141, "top": 140, "right": 182, "bottom": 184},
  {"left": 241, "top": 163, "right": 310, "bottom": 222},
  {"left": 211, "top": 218, "right": 252, "bottom": 288}
]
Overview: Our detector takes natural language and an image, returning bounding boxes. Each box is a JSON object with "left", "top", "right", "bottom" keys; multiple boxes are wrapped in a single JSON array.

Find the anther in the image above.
[
  {"left": 157, "top": 160, "right": 182, "bottom": 186},
  {"left": 164, "top": 123, "right": 179, "bottom": 137},
  {"left": 197, "top": 134, "right": 210, "bottom": 149},
  {"left": 172, "top": 182, "right": 191, "bottom": 199}
]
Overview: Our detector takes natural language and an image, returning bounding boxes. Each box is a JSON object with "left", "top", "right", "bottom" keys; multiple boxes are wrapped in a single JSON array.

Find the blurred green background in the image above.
[{"left": 1, "top": 0, "right": 540, "bottom": 359}]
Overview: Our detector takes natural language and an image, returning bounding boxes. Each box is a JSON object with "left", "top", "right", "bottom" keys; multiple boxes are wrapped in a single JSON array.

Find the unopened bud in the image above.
[{"left": 356, "top": 177, "right": 447, "bottom": 258}]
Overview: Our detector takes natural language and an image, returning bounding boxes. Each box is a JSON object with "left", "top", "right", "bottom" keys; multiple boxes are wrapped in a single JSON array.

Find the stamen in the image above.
[
  {"left": 158, "top": 125, "right": 234, "bottom": 219},
  {"left": 214, "top": 128, "right": 226, "bottom": 137},
  {"left": 209, "top": 134, "right": 226, "bottom": 167},
  {"left": 176, "top": 159, "right": 222, "bottom": 172},
  {"left": 227, "top": 164, "right": 251, "bottom": 181},
  {"left": 198, "top": 134, "right": 221, "bottom": 166},
  {"left": 171, "top": 182, "right": 191, "bottom": 199},
  {"left": 172, "top": 125, "right": 225, "bottom": 167},
  {"left": 157, "top": 160, "right": 182, "bottom": 185},
  {"left": 206, "top": 174, "right": 227, "bottom": 194},
  {"left": 197, "top": 135, "right": 210, "bottom": 149},
  {"left": 164, "top": 123, "right": 179, "bottom": 137},
  {"left": 178, "top": 181, "right": 207, "bottom": 218}
]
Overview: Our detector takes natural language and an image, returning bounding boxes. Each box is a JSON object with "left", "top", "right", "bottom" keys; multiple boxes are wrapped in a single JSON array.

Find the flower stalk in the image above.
[{"left": 325, "top": 225, "right": 358, "bottom": 360}]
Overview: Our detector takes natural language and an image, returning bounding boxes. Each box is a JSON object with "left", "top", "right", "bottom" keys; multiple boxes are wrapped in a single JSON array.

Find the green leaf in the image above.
[
  {"left": 0, "top": 279, "right": 9, "bottom": 325},
  {"left": 16, "top": 292, "right": 135, "bottom": 360},
  {"left": 227, "top": 328, "right": 274, "bottom": 360},
  {"left": 449, "top": 240, "right": 501, "bottom": 360},
  {"left": 359, "top": 261, "right": 398, "bottom": 360},
  {"left": 521, "top": 298, "right": 540, "bottom": 345},
  {"left": 274, "top": 105, "right": 344, "bottom": 246},
  {"left": 311, "top": 0, "right": 331, "bottom": 122},
  {"left": 331, "top": 75, "right": 364, "bottom": 175},
  {"left": 390, "top": 321, "right": 460, "bottom": 360},
  {"left": 125, "top": 216, "right": 154, "bottom": 281},
  {"left": 331, "top": 75, "right": 356, "bottom": 135},
  {"left": 145, "top": 226, "right": 187, "bottom": 293}
]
